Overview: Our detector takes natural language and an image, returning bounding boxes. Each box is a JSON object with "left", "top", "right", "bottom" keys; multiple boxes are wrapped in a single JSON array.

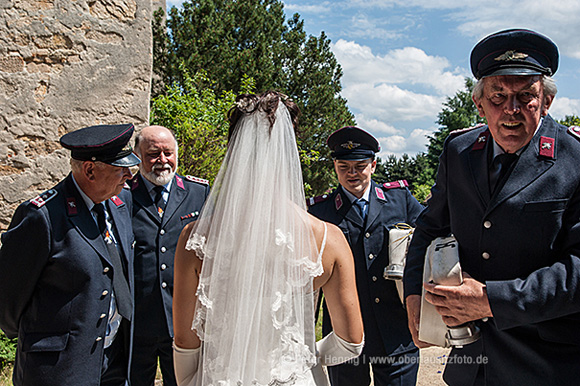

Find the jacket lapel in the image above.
[
  {"left": 107, "top": 197, "right": 131, "bottom": 264},
  {"left": 365, "top": 181, "right": 383, "bottom": 231},
  {"left": 64, "top": 175, "right": 110, "bottom": 263},
  {"left": 162, "top": 175, "right": 187, "bottom": 226},
  {"left": 468, "top": 129, "right": 492, "bottom": 205},
  {"left": 131, "top": 174, "right": 161, "bottom": 224}
]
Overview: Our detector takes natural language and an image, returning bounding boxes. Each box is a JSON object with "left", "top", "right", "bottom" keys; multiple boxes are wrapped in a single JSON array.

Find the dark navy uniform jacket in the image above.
[
  {"left": 309, "top": 180, "right": 424, "bottom": 357},
  {"left": 131, "top": 173, "right": 209, "bottom": 338},
  {"left": 0, "top": 174, "right": 135, "bottom": 386},
  {"left": 404, "top": 115, "right": 580, "bottom": 386}
]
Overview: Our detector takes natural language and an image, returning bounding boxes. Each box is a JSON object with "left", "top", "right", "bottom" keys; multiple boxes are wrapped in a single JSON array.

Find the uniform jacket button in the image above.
[
  {"left": 483, "top": 220, "right": 492, "bottom": 229},
  {"left": 365, "top": 232, "right": 370, "bottom": 238},
  {"left": 482, "top": 252, "right": 490, "bottom": 260},
  {"left": 368, "top": 253, "right": 374, "bottom": 259},
  {"left": 160, "top": 229, "right": 165, "bottom": 235},
  {"left": 161, "top": 264, "right": 167, "bottom": 271},
  {"left": 100, "top": 313, "right": 107, "bottom": 319},
  {"left": 95, "top": 336, "right": 103, "bottom": 342},
  {"left": 375, "top": 298, "right": 380, "bottom": 303},
  {"left": 372, "top": 276, "right": 377, "bottom": 282},
  {"left": 101, "top": 290, "right": 109, "bottom": 296},
  {"left": 103, "top": 267, "right": 110, "bottom": 273},
  {"left": 160, "top": 246, "right": 167, "bottom": 253},
  {"left": 162, "top": 282, "right": 167, "bottom": 289}
]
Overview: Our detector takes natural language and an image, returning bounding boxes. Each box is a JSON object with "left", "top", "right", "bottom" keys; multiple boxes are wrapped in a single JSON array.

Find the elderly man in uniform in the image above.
[
  {"left": 129, "top": 125, "right": 209, "bottom": 386},
  {"left": 0, "top": 124, "right": 140, "bottom": 386},
  {"left": 404, "top": 29, "right": 580, "bottom": 385},
  {"left": 308, "top": 126, "right": 424, "bottom": 386}
]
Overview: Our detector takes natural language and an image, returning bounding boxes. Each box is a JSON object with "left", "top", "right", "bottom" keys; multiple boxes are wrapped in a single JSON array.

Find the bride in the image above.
[{"left": 172, "top": 91, "right": 364, "bottom": 385}]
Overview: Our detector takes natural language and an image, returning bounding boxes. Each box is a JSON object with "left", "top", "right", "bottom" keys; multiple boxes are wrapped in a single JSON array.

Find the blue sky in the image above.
[{"left": 166, "top": 0, "right": 580, "bottom": 159}]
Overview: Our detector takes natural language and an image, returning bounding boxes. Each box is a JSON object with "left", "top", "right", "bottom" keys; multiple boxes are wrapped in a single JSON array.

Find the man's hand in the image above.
[
  {"left": 405, "top": 294, "right": 433, "bottom": 348},
  {"left": 423, "top": 273, "right": 493, "bottom": 326}
]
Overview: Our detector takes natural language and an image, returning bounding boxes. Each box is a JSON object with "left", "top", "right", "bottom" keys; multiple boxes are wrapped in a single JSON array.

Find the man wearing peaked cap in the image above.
[
  {"left": 0, "top": 124, "right": 140, "bottom": 386},
  {"left": 129, "top": 125, "right": 209, "bottom": 386},
  {"left": 308, "top": 126, "right": 424, "bottom": 386},
  {"left": 404, "top": 29, "right": 580, "bottom": 385}
]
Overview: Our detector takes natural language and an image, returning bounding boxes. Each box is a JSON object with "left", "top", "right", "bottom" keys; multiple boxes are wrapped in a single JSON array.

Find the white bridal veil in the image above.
[{"left": 185, "top": 92, "right": 323, "bottom": 385}]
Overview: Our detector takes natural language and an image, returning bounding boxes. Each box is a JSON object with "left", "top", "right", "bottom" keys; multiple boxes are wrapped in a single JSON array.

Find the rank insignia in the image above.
[
  {"left": 568, "top": 126, "right": 580, "bottom": 141},
  {"left": 472, "top": 130, "right": 490, "bottom": 150},
  {"left": 306, "top": 194, "right": 329, "bottom": 207},
  {"left": 335, "top": 193, "right": 343, "bottom": 210},
  {"left": 383, "top": 180, "right": 409, "bottom": 190},
  {"left": 176, "top": 175, "right": 185, "bottom": 189},
  {"left": 30, "top": 189, "right": 58, "bottom": 208},
  {"left": 186, "top": 175, "right": 209, "bottom": 185},
  {"left": 67, "top": 197, "right": 78, "bottom": 215},
  {"left": 375, "top": 187, "right": 386, "bottom": 201},
  {"left": 110, "top": 195, "right": 124, "bottom": 207},
  {"left": 539, "top": 136, "right": 555, "bottom": 158}
]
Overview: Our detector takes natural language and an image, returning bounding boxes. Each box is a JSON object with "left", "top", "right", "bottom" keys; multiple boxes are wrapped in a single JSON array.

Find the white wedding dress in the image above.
[{"left": 182, "top": 94, "right": 328, "bottom": 386}]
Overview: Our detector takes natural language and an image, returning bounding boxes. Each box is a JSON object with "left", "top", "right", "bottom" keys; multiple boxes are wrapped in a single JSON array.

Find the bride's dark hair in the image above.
[{"left": 227, "top": 91, "right": 301, "bottom": 140}]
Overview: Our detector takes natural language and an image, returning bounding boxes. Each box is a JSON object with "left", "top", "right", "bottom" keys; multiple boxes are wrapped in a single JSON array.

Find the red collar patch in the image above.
[
  {"left": 375, "top": 187, "right": 386, "bottom": 201},
  {"left": 66, "top": 197, "right": 78, "bottom": 215},
  {"left": 110, "top": 195, "right": 124, "bottom": 207},
  {"left": 176, "top": 175, "right": 185, "bottom": 190},
  {"left": 539, "top": 136, "right": 555, "bottom": 158},
  {"left": 131, "top": 178, "right": 139, "bottom": 191},
  {"left": 335, "top": 193, "right": 343, "bottom": 210},
  {"left": 472, "top": 130, "right": 490, "bottom": 150}
]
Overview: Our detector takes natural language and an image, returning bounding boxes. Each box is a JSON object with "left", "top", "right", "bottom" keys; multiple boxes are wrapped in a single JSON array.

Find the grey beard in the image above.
[{"left": 142, "top": 168, "right": 175, "bottom": 186}]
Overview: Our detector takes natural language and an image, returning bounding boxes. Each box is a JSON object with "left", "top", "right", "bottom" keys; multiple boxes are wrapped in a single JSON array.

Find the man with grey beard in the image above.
[{"left": 129, "top": 125, "right": 209, "bottom": 386}]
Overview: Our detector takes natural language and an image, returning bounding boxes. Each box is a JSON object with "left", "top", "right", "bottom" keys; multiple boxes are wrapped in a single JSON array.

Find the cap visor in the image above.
[
  {"left": 482, "top": 67, "right": 543, "bottom": 79},
  {"left": 109, "top": 153, "right": 141, "bottom": 167}
]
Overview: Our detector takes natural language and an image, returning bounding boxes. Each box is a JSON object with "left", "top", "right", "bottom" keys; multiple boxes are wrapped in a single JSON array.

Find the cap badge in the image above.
[
  {"left": 341, "top": 141, "right": 360, "bottom": 150},
  {"left": 495, "top": 50, "right": 528, "bottom": 62}
]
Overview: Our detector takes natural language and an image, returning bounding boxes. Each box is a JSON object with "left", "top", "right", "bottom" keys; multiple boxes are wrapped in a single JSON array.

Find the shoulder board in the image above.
[
  {"left": 306, "top": 194, "right": 331, "bottom": 207},
  {"left": 185, "top": 175, "right": 209, "bottom": 185},
  {"left": 383, "top": 180, "right": 409, "bottom": 190},
  {"left": 449, "top": 123, "right": 486, "bottom": 137},
  {"left": 30, "top": 189, "right": 58, "bottom": 208},
  {"left": 568, "top": 126, "right": 580, "bottom": 141}
]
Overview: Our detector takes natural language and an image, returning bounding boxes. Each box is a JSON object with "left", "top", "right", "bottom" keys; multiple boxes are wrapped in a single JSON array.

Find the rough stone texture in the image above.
[{"left": 0, "top": 0, "right": 153, "bottom": 230}]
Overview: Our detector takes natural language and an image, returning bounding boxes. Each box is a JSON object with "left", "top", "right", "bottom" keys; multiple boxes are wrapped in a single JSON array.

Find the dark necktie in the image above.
[
  {"left": 490, "top": 153, "right": 518, "bottom": 194},
  {"left": 153, "top": 186, "right": 166, "bottom": 218},
  {"left": 93, "top": 203, "right": 132, "bottom": 320},
  {"left": 354, "top": 198, "right": 367, "bottom": 220}
]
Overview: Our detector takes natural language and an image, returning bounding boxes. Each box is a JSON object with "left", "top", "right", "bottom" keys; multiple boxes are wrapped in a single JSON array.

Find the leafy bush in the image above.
[{"left": 0, "top": 332, "right": 16, "bottom": 370}]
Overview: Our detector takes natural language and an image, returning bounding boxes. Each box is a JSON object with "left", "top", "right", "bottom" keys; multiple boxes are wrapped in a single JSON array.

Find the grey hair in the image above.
[{"left": 472, "top": 75, "right": 558, "bottom": 101}]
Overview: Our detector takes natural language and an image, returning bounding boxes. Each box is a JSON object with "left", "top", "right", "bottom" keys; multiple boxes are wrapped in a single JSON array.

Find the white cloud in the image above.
[
  {"left": 343, "top": 82, "right": 444, "bottom": 123},
  {"left": 356, "top": 114, "right": 400, "bottom": 135},
  {"left": 376, "top": 127, "right": 433, "bottom": 159},
  {"left": 332, "top": 40, "right": 465, "bottom": 96},
  {"left": 549, "top": 97, "right": 580, "bottom": 121}
]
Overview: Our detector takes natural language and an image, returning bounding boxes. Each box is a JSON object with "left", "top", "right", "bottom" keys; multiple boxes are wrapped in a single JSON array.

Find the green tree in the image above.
[
  {"left": 558, "top": 115, "right": 580, "bottom": 127},
  {"left": 154, "top": 1, "right": 355, "bottom": 195},
  {"left": 150, "top": 69, "right": 254, "bottom": 184},
  {"left": 426, "top": 78, "right": 484, "bottom": 178}
]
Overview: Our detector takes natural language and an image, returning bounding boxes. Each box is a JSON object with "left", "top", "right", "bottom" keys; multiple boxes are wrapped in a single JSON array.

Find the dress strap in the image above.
[{"left": 316, "top": 222, "right": 328, "bottom": 262}]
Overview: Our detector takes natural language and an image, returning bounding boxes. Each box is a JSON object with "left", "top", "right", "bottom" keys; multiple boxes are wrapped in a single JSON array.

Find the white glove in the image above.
[
  {"left": 311, "top": 361, "right": 330, "bottom": 386},
  {"left": 316, "top": 332, "right": 364, "bottom": 367},
  {"left": 173, "top": 342, "right": 201, "bottom": 386}
]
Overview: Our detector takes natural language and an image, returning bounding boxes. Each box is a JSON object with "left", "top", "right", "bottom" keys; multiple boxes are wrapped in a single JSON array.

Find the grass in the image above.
[{"left": 0, "top": 364, "right": 12, "bottom": 386}]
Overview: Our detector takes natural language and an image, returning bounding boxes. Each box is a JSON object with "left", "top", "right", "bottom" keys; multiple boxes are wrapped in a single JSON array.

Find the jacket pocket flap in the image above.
[
  {"left": 22, "top": 332, "right": 69, "bottom": 352},
  {"left": 523, "top": 199, "right": 567, "bottom": 212}
]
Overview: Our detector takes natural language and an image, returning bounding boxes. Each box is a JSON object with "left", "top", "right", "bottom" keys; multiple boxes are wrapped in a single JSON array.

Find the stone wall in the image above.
[{"left": 0, "top": 0, "right": 154, "bottom": 230}]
